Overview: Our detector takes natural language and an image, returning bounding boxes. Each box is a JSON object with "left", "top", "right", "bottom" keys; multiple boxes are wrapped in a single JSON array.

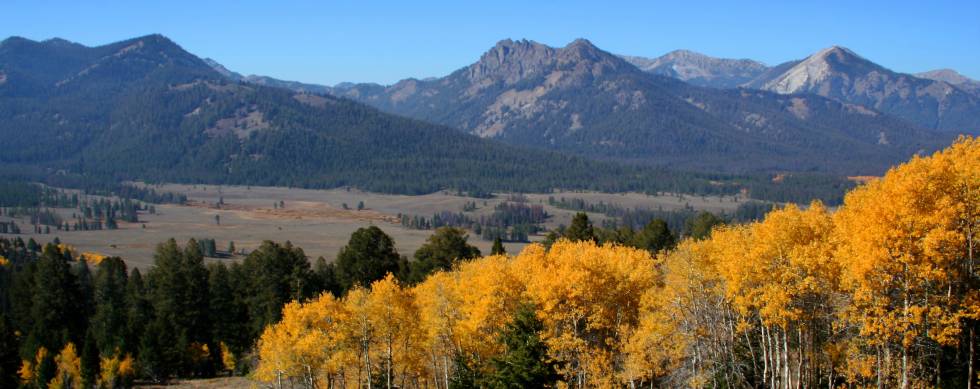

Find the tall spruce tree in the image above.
[
  {"left": 631, "top": 218, "right": 676, "bottom": 254},
  {"left": 25, "top": 244, "right": 74, "bottom": 358},
  {"left": 91, "top": 257, "right": 129, "bottom": 355},
  {"left": 0, "top": 317, "right": 19, "bottom": 389},
  {"left": 80, "top": 330, "right": 100, "bottom": 388},
  {"left": 486, "top": 303, "right": 558, "bottom": 388},
  {"left": 237, "top": 241, "right": 314, "bottom": 341},
  {"left": 334, "top": 226, "right": 402, "bottom": 293},
  {"left": 685, "top": 211, "right": 724, "bottom": 240},
  {"left": 124, "top": 268, "right": 151, "bottom": 354},
  {"left": 563, "top": 212, "right": 596, "bottom": 242},
  {"left": 491, "top": 236, "right": 506, "bottom": 255},
  {"left": 407, "top": 227, "right": 481, "bottom": 284}
]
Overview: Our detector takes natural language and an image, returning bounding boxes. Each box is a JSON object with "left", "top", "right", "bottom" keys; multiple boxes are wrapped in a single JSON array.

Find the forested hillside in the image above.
[{"left": 0, "top": 35, "right": 739, "bottom": 196}]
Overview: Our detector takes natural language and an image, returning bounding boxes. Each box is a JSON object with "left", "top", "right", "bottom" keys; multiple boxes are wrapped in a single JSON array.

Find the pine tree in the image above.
[
  {"left": 407, "top": 227, "right": 481, "bottom": 283},
  {"left": 207, "top": 262, "right": 248, "bottom": 356},
  {"left": 25, "top": 245, "right": 74, "bottom": 357},
  {"left": 238, "top": 241, "right": 314, "bottom": 340},
  {"left": 334, "top": 226, "right": 402, "bottom": 293},
  {"left": 563, "top": 212, "right": 595, "bottom": 242},
  {"left": 92, "top": 257, "right": 128, "bottom": 354},
  {"left": 491, "top": 236, "right": 506, "bottom": 255},
  {"left": 486, "top": 303, "right": 558, "bottom": 388},
  {"left": 313, "top": 256, "right": 342, "bottom": 297},
  {"left": 631, "top": 218, "right": 676, "bottom": 254},
  {"left": 34, "top": 348, "right": 56, "bottom": 389},
  {"left": 685, "top": 211, "right": 723, "bottom": 240},
  {"left": 80, "top": 330, "right": 100, "bottom": 388},
  {"left": 124, "top": 268, "right": 150, "bottom": 354},
  {"left": 0, "top": 317, "right": 19, "bottom": 389}
]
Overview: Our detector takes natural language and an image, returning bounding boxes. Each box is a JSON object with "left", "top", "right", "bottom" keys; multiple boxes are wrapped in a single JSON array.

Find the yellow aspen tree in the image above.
[
  {"left": 98, "top": 352, "right": 136, "bottom": 388},
  {"left": 49, "top": 343, "right": 83, "bottom": 389},
  {"left": 19, "top": 347, "right": 47, "bottom": 385},
  {"left": 412, "top": 271, "right": 463, "bottom": 389},
  {"left": 255, "top": 293, "right": 349, "bottom": 388},
  {"left": 519, "top": 240, "right": 658, "bottom": 387},
  {"left": 714, "top": 203, "right": 838, "bottom": 388},
  {"left": 650, "top": 237, "right": 732, "bottom": 387},
  {"left": 343, "top": 286, "right": 380, "bottom": 389},
  {"left": 452, "top": 254, "right": 525, "bottom": 361},
  {"left": 834, "top": 137, "right": 978, "bottom": 388},
  {"left": 366, "top": 274, "right": 425, "bottom": 389}
]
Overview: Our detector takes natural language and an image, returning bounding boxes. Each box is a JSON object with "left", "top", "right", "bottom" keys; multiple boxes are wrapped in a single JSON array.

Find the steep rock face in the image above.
[
  {"left": 622, "top": 49, "right": 768, "bottom": 88},
  {"left": 746, "top": 46, "right": 980, "bottom": 133},
  {"left": 334, "top": 39, "right": 942, "bottom": 174}
]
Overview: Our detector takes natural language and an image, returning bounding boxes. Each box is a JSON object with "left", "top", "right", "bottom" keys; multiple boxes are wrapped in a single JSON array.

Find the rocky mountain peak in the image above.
[
  {"left": 466, "top": 38, "right": 629, "bottom": 86},
  {"left": 622, "top": 49, "right": 769, "bottom": 88},
  {"left": 916, "top": 68, "right": 978, "bottom": 85},
  {"left": 759, "top": 45, "right": 884, "bottom": 94}
]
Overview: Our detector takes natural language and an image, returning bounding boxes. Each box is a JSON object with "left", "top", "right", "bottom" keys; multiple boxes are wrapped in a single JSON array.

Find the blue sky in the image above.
[{"left": 3, "top": 1, "right": 978, "bottom": 85}]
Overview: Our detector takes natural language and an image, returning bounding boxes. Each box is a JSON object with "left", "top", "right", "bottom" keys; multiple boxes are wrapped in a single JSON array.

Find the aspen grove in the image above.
[{"left": 254, "top": 138, "right": 980, "bottom": 388}]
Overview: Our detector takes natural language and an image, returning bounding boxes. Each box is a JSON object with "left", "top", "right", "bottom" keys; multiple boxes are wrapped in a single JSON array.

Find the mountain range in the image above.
[
  {"left": 324, "top": 39, "right": 942, "bottom": 173},
  {"left": 624, "top": 46, "right": 980, "bottom": 133},
  {"left": 0, "top": 34, "right": 729, "bottom": 196},
  {"left": 206, "top": 41, "right": 980, "bottom": 140},
  {"left": 1, "top": 33, "right": 974, "bottom": 201}
]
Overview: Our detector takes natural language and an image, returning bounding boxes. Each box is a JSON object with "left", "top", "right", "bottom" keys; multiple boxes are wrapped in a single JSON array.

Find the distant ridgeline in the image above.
[{"left": 0, "top": 35, "right": 862, "bottom": 204}]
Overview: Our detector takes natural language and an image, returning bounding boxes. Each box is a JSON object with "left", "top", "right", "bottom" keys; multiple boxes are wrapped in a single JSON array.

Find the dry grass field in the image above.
[
  {"left": 136, "top": 377, "right": 261, "bottom": 388},
  {"left": 0, "top": 184, "right": 749, "bottom": 269}
]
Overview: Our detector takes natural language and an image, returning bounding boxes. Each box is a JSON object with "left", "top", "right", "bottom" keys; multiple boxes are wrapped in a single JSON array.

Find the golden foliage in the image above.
[
  {"left": 49, "top": 343, "right": 83, "bottom": 389},
  {"left": 19, "top": 347, "right": 47, "bottom": 383},
  {"left": 80, "top": 251, "right": 108, "bottom": 265},
  {"left": 98, "top": 352, "right": 135, "bottom": 388},
  {"left": 219, "top": 342, "right": 236, "bottom": 373},
  {"left": 254, "top": 137, "right": 980, "bottom": 388}
]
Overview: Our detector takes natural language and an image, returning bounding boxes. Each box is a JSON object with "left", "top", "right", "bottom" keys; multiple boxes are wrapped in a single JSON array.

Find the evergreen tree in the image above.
[
  {"left": 24, "top": 245, "right": 74, "bottom": 358},
  {"left": 72, "top": 257, "right": 95, "bottom": 342},
  {"left": 334, "top": 226, "right": 401, "bottom": 293},
  {"left": 486, "top": 303, "right": 558, "bottom": 388},
  {"left": 631, "top": 218, "right": 676, "bottom": 254},
  {"left": 34, "top": 349, "right": 56, "bottom": 389},
  {"left": 91, "top": 257, "right": 129, "bottom": 354},
  {"left": 491, "top": 236, "right": 506, "bottom": 255},
  {"left": 237, "top": 241, "right": 314, "bottom": 340},
  {"left": 8, "top": 260, "right": 36, "bottom": 342},
  {"left": 80, "top": 330, "right": 100, "bottom": 388},
  {"left": 124, "top": 268, "right": 151, "bottom": 354},
  {"left": 685, "top": 211, "right": 724, "bottom": 240},
  {"left": 0, "top": 317, "right": 19, "bottom": 389},
  {"left": 145, "top": 239, "right": 213, "bottom": 377},
  {"left": 407, "top": 227, "right": 481, "bottom": 284},
  {"left": 138, "top": 320, "right": 172, "bottom": 383},
  {"left": 449, "top": 353, "right": 485, "bottom": 389},
  {"left": 563, "top": 212, "right": 596, "bottom": 242},
  {"left": 207, "top": 262, "right": 249, "bottom": 356},
  {"left": 313, "top": 256, "right": 342, "bottom": 297}
]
